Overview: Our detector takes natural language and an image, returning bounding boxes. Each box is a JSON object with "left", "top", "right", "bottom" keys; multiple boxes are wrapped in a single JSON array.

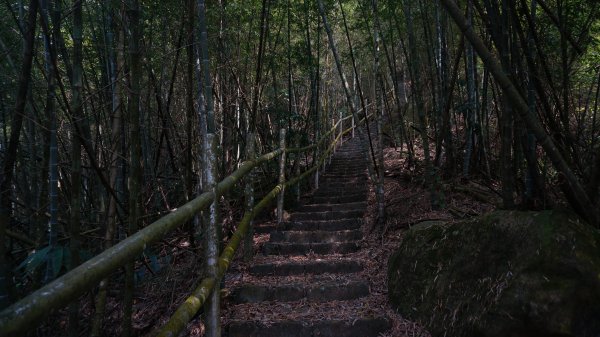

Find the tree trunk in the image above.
[
  {"left": 68, "top": 0, "right": 83, "bottom": 335},
  {"left": 371, "top": 0, "right": 386, "bottom": 225},
  {"left": 463, "top": 0, "right": 477, "bottom": 178},
  {"left": 39, "top": 0, "right": 59, "bottom": 285},
  {"left": 197, "top": 1, "right": 220, "bottom": 336},
  {"left": 123, "top": 0, "right": 143, "bottom": 335}
]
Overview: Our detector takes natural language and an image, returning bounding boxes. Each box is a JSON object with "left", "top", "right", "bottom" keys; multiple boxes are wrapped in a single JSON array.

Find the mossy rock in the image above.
[{"left": 388, "top": 210, "right": 600, "bottom": 337}]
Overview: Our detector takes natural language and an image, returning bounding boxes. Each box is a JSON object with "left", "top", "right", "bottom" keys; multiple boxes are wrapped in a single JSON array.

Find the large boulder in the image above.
[{"left": 388, "top": 210, "right": 600, "bottom": 337}]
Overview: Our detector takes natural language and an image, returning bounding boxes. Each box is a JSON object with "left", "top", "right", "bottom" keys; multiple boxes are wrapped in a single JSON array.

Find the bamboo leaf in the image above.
[
  {"left": 51, "top": 246, "right": 64, "bottom": 278},
  {"left": 15, "top": 246, "right": 51, "bottom": 274}
]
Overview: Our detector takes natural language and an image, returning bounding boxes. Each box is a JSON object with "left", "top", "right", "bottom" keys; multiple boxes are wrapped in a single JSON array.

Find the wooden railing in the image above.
[{"left": 0, "top": 113, "right": 364, "bottom": 336}]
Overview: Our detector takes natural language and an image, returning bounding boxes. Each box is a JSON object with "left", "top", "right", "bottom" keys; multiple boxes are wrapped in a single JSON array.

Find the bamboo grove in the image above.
[{"left": 0, "top": 0, "right": 598, "bottom": 335}]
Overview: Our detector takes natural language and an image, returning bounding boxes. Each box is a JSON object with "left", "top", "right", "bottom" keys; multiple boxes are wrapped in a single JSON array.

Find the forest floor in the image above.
[{"left": 31, "top": 145, "right": 497, "bottom": 336}]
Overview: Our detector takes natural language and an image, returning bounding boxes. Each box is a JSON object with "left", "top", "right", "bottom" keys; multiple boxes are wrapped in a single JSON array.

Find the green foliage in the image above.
[
  {"left": 15, "top": 246, "right": 52, "bottom": 278},
  {"left": 14, "top": 245, "right": 93, "bottom": 288}
]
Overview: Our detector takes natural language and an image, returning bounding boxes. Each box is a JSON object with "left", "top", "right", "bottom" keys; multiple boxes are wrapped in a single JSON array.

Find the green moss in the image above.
[{"left": 388, "top": 210, "right": 600, "bottom": 337}]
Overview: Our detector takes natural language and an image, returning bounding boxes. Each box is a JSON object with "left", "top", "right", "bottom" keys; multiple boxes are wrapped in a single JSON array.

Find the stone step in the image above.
[
  {"left": 320, "top": 173, "right": 366, "bottom": 179},
  {"left": 328, "top": 163, "right": 364, "bottom": 167},
  {"left": 313, "top": 182, "right": 369, "bottom": 193},
  {"left": 279, "top": 218, "right": 362, "bottom": 231},
  {"left": 327, "top": 158, "right": 365, "bottom": 163},
  {"left": 314, "top": 186, "right": 367, "bottom": 195},
  {"left": 330, "top": 156, "right": 364, "bottom": 160},
  {"left": 329, "top": 156, "right": 364, "bottom": 160},
  {"left": 311, "top": 193, "right": 367, "bottom": 204},
  {"left": 324, "top": 171, "right": 366, "bottom": 177},
  {"left": 299, "top": 201, "right": 367, "bottom": 212},
  {"left": 231, "top": 280, "right": 369, "bottom": 303},
  {"left": 290, "top": 210, "right": 364, "bottom": 222},
  {"left": 332, "top": 147, "right": 363, "bottom": 152},
  {"left": 263, "top": 241, "right": 360, "bottom": 255},
  {"left": 249, "top": 260, "right": 363, "bottom": 276},
  {"left": 253, "top": 224, "right": 276, "bottom": 234},
  {"left": 331, "top": 148, "right": 363, "bottom": 153},
  {"left": 318, "top": 181, "right": 367, "bottom": 187},
  {"left": 327, "top": 162, "right": 365, "bottom": 167},
  {"left": 321, "top": 175, "right": 367, "bottom": 181},
  {"left": 325, "top": 168, "right": 366, "bottom": 174},
  {"left": 318, "top": 179, "right": 367, "bottom": 184},
  {"left": 330, "top": 155, "right": 364, "bottom": 159},
  {"left": 228, "top": 318, "right": 391, "bottom": 337},
  {"left": 318, "top": 180, "right": 367, "bottom": 187},
  {"left": 269, "top": 229, "right": 362, "bottom": 243},
  {"left": 320, "top": 175, "right": 367, "bottom": 182},
  {"left": 253, "top": 218, "right": 362, "bottom": 234}
]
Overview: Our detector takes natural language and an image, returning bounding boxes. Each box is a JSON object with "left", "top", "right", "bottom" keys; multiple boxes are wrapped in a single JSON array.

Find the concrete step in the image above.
[
  {"left": 231, "top": 280, "right": 369, "bottom": 303},
  {"left": 269, "top": 229, "right": 362, "bottom": 243},
  {"left": 228, "top": 318, "right": 391, "bottom": 337},
  {"left": 249, "top": 260, "right": 363, "bottom": 276},
  {"left": 299, "top": 201, "right": 367, "bottom": 212},
  {"left": 290, "top": 209, "right": 364, "bottom": 222},
  {"left": 279, "top": 218, "right": 362, "bottom": 231},
  {"left": 263, "top": 241, "right": 360, "bottom": 255}
]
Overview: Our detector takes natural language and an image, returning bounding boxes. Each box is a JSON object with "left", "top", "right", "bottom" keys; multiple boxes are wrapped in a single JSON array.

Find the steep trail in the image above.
[{"left": 225, "top": 136, "right": 390, "bottom": 337}]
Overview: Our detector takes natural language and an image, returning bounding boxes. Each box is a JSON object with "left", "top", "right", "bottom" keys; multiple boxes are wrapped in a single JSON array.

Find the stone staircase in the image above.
[{"left": 226, "top": 136, "right": 390, "bottom": 337}]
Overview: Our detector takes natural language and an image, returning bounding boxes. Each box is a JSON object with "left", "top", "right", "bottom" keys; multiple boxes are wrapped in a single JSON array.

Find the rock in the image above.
[{"left": 388, "top": 210, "right": 600, "bottom": 337}]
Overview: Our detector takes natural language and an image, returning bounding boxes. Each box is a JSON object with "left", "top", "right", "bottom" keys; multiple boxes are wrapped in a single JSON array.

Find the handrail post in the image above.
[
  {"left": 277, "top": 128, "right": 286, "bottom": 224},
  {"left": 352, "top": 114, "right": 355, "bottom": 138},
  {"left": 243, "top": 132, "right": 255, "bottom": 261},
  {"left": 333, "top": 114, "right": 337, "bottom": 154},
  {"left": 314, "top": 163, "right": 319, "bottom": 190},
  {"left": 204, "top": 133, "right": 220, "bottom": 337},
  {"left": 327, "top": 118, "right": 332, "bottom": 167},
  {"left": 339, "top": 109, "right": 343, "bottom": 146},
  {"left": 295, "top": 153, "right": 301, "bottom": 202}
]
